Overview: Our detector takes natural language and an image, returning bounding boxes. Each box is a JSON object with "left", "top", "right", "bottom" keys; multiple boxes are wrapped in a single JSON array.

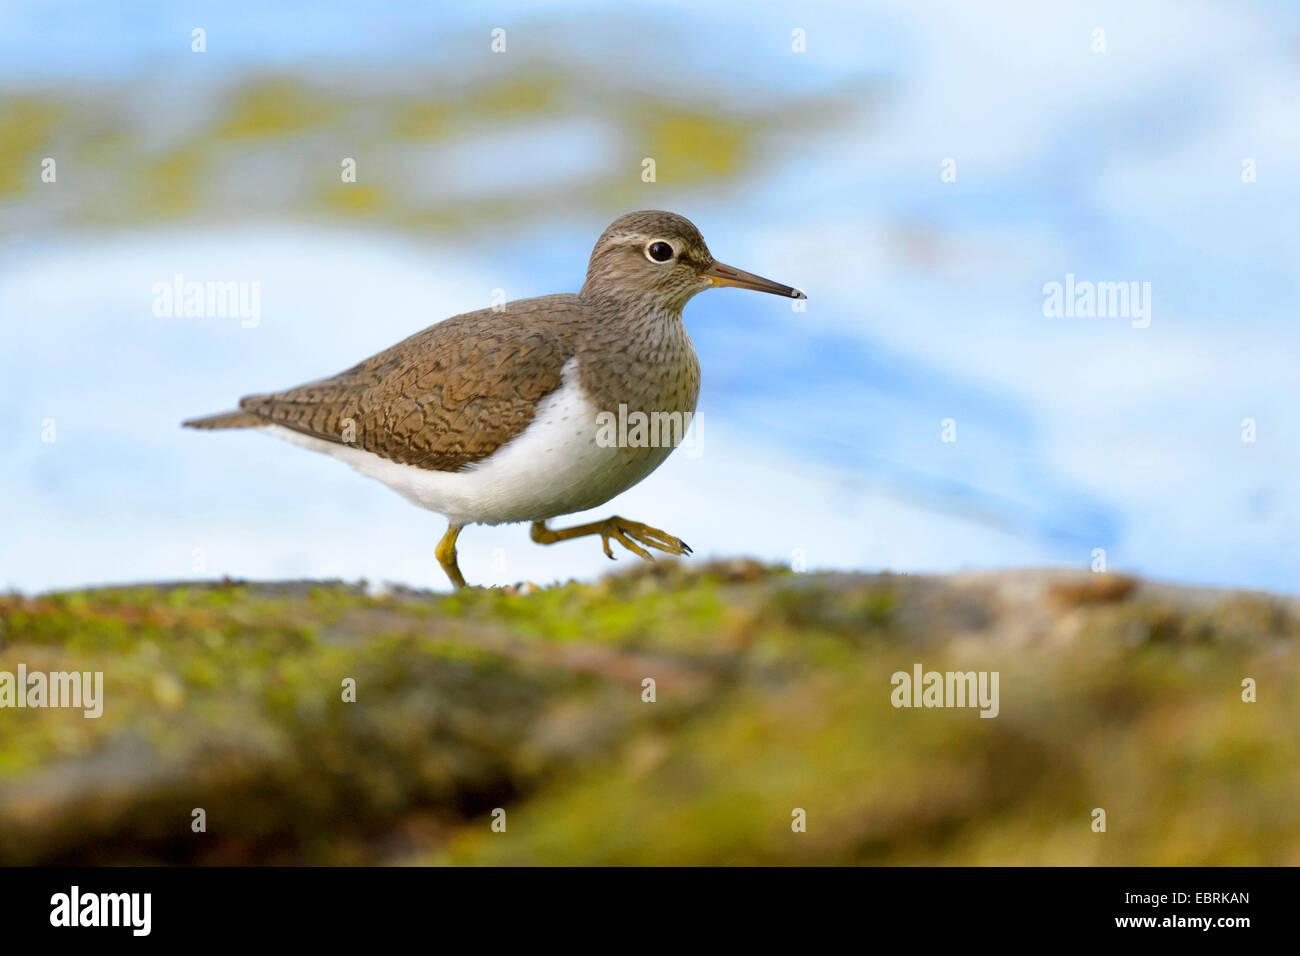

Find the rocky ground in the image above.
[{"left": 1, "top": 561, "right": 1296, "bottom": 865}]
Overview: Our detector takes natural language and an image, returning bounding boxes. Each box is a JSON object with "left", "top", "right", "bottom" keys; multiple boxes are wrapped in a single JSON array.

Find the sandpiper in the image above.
[{"left": 184, "top": 211, "right": 804, "bottom": 588}]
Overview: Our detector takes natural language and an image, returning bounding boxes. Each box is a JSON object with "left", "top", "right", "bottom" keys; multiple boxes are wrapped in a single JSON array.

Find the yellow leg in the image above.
[
  {"left": 531, "top": 516, "right": 692, "bottom": 562},
  {"left": 436, "top": 523, "right": 467, "bottom": 589}
]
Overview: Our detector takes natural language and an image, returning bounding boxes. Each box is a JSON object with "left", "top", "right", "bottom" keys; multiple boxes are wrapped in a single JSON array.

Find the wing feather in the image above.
[{"left": 238, "top": 296, "right": 580, "bottom": 472}]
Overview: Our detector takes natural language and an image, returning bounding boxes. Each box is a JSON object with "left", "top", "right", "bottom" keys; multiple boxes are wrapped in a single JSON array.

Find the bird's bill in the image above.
[{"left": 703, "top": 260, "right": 806, "bottom": 299}]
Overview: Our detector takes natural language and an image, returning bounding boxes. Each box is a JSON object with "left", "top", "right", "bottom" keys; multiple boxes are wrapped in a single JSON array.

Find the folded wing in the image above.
[{"left": 235, "top": 296, "right": 579, "bottom": 472}]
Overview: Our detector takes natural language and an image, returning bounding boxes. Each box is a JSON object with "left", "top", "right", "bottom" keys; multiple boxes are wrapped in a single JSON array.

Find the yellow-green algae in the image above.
[{"left": 0, "top": 68, "right": 846, "bottom": 236}]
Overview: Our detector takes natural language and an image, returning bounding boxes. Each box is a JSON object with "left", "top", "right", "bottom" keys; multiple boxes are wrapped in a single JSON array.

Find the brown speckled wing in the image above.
[{"left": 238, "top": 296, "right": 581, "bottom": 472}]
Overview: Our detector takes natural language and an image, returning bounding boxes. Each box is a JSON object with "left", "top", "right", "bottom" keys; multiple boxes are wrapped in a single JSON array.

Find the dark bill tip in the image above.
[{"left": 704, "top": 260, "right": 805, "bottom": 300}]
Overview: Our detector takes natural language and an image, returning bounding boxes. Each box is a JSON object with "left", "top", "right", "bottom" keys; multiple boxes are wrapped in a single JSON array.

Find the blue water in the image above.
[{"left": 3, "top": 1, "right": 1298, "bottom": 592}]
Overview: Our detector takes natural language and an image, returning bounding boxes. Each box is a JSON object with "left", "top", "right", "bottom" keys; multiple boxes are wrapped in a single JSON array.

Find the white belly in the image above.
[{"left": 261, "top": 359, "right": 676, "bottom": 526}]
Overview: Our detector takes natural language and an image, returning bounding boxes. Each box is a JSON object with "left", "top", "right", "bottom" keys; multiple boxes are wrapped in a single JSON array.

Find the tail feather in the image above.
[{"left": 182, "top": 409, "right": 265, "bottom": 430}]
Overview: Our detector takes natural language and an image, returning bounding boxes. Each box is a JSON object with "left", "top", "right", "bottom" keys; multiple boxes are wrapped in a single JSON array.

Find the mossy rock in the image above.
[{"left": 1, "top": 564, "right": 1296, "bottom": 864}]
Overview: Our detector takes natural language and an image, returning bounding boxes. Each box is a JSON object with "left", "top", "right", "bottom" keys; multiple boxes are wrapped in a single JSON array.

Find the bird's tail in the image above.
[{"left": 181, "top": 409, "right": 265, "bottom": 430}]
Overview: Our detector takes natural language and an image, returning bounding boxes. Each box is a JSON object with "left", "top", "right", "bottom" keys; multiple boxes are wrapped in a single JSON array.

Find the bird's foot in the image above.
[
  {"left": 532, "top": 516, "right": 692, "bottom": 562},
  {"left": 596, "top": 516, "right": 692, "bottom": 561}
]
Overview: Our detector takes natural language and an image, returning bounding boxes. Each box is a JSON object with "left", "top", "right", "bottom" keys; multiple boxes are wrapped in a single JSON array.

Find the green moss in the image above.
[{"left": 1, "top": 565, "right": 1296, "bottom": 865}]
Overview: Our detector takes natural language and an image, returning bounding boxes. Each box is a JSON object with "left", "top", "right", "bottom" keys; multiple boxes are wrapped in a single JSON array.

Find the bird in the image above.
[{"left": 183, "top": 210, "right": 805, "bottom": 589}]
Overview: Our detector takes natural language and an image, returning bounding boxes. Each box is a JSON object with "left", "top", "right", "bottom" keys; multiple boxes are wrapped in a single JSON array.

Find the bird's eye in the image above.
[{"left": 645, "top": 241, "right": 675, "bottom": 263}]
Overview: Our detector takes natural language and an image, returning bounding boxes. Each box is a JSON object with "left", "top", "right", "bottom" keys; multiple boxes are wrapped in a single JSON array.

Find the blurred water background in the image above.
[{"left": 3, "top": 0, "right": 1298, "bottom": 593}]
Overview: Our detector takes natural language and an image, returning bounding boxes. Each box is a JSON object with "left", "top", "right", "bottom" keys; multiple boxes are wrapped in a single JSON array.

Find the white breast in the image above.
[{"left": 261, "top": 358, "right": 676, "bottom": 526}]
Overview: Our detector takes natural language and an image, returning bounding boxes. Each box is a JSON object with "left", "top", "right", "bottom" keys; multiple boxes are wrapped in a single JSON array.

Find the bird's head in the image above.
[{"left": 581, "top": 210, "right": 805, "bottom": 311}]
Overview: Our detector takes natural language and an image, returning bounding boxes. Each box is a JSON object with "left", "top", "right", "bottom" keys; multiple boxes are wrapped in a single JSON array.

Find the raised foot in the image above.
[
  {"left": 598, "top": 516, "right": 692, "bottom": 561},
  {"left": 531, "top": 515, "right": 692, "bottom": 562}
]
